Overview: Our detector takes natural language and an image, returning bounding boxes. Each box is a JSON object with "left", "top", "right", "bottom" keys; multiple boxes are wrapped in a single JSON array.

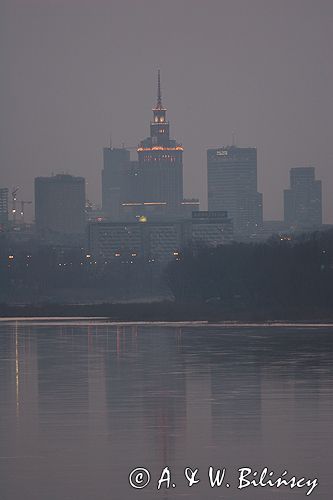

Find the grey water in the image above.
[{"left": 1, "top": 321, "right": 332, "bottom": 500}]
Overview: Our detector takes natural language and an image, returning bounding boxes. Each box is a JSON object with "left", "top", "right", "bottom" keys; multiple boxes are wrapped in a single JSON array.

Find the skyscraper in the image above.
[
  {"left": 207, "top": 146, "right": 263, "bottom": 236},
  {"left": 136, "top": 70, "right": 184, "bottom": 212},
  {"left": 284, "top": 167, "right": 322, "bottom": 228},
  {"left": 35, "top": 174, "right": 86, "bottom": 236},
  {"left": 102, "top": 147, "right": 131, "bottom": 219},
  {"left": 101, "top": 72, "right": 185, "bottom": 221},
  {"left": 0, "top": 188, "right": 9, "bottom": 226}
]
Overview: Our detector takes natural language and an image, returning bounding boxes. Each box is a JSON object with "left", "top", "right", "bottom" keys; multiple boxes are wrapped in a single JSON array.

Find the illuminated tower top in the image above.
[
  {"left": 138, "top": 71, "right": 182, "bottom": 152},
  {"left": 150, "top": 70, "right": 170, "bottom": 147}
]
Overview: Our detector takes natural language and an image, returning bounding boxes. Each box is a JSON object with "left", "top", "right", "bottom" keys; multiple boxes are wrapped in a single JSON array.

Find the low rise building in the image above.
[{"left": 88, "top": 211, "right": 233, "bottom": 264}]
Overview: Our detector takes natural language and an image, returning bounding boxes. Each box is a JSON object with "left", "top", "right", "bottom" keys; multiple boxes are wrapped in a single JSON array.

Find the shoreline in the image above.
[
  {"left": 1, "top": 302, "right": 333, "bottom": 324},
  {"left": 1, "top": 317, "right": 333, "bottom": 328}
]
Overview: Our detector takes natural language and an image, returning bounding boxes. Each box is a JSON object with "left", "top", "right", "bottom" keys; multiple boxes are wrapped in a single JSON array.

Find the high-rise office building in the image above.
[
  {"left": 35, "top": 174, "right": 86, "bottom": 235},
  {"left": 102, "top": 147, "right": 131, "bottom": 219},
  {"left": 136, "top": 70, "right": 183, "bottom": 211},
  {"left": 207, "top": 146, "right": 263, "bottom": 236},
  {"left": 284, "top": 167, "right": 322, "bottom": 228},
  {"left": 0, "top": 188, "right": 9, "bottom": 226}
]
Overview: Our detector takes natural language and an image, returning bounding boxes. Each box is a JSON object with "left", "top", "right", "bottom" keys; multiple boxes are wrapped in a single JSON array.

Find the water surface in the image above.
[{"left": 0, "top": 321, "right": 332, "bottom": 499}]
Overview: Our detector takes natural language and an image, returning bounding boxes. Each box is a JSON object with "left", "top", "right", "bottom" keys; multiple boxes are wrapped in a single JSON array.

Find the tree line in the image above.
[
  {"left": 1, "top": 230, "right": 333, "bottom": 313},
  {"left": 166, "top": 230, "right": 333, "bottom": 311}
]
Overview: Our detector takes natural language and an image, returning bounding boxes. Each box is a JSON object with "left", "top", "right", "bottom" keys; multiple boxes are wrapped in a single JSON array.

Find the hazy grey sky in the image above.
[{"left": 1, "top": 0, "right": 333, "bottom": 221}]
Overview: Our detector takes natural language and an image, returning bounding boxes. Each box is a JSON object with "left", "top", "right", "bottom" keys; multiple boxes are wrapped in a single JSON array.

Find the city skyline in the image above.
[
  {"left": 1, "top": 70, "right": 326, "bottom": 234},
  {"left": 1, "top": 0, "right": 332, "bottom": 223}
]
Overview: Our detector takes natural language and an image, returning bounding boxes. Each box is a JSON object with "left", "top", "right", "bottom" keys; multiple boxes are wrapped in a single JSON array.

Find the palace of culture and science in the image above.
[{"left": 102, "top": 71, "right": 192, "bottom": 221}]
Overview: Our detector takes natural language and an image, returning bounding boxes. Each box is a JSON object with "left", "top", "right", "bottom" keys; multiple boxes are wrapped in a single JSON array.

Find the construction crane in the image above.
[
  {"left": 11, "top": 187, "right": 19, "bottom": 222},
  {"left": 86, "top": 199, "right": 93, "bottom": 210},
  {"left": 20, "top": 201, "right": 32, "bottom": 223}
]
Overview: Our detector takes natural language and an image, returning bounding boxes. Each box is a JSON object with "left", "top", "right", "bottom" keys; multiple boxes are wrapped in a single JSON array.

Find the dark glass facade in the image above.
[
  {"left": 284, "top": 167, "right": 322, "bottom": 228},
  {"left": 207, "top": 146, "right": 263, "bottom": 236}
]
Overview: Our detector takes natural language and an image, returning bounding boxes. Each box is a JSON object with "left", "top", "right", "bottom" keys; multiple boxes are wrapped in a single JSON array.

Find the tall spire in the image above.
[{"left": 156, "top": 69, "right": 163, "bottom": 109}]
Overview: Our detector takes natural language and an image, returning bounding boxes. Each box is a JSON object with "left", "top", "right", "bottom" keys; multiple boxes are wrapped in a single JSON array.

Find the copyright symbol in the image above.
[{"left": 129, "top": 467, "right": 151, "bottom": 489}]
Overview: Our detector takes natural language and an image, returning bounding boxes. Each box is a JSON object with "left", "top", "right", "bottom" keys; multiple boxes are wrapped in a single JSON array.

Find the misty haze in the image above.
[{"left": 1, "top": 3, "right": 333, "bottom": 500}]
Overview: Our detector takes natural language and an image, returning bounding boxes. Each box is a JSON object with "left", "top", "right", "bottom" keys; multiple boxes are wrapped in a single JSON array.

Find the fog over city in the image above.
[
  {"left": 1, "top": 0, "right": 333, "bottom": 222},
  {"left": 2, "top": 7, "right": 333, "bottom": 499}
]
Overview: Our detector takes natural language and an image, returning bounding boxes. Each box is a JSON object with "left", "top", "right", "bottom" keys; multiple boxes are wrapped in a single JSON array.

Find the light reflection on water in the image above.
[{"left": 0, "top": 321, "right": 332, "bottom": 500}]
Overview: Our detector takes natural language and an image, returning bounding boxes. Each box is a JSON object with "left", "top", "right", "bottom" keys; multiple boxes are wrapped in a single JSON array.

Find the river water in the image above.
[{"left": 0, "top": 320, "right": 332, "bottom": 499}]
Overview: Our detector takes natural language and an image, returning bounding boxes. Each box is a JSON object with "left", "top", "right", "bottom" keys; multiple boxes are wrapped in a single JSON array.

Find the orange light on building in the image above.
[
  {"left": 137, "top": 146, "right": 183, "bottom": 152},
  {"left": 143, "top": 202, "right": 167, "bottom": 206}
]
